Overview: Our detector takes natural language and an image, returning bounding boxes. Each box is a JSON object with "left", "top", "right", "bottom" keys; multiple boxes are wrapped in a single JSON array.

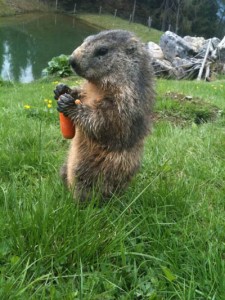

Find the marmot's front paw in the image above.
[
  {"left": 54, "top": 83, "right": 72, "bottom": 100},
  {"left": 57, "top": 93, "right": 76, "bottom": 117}
]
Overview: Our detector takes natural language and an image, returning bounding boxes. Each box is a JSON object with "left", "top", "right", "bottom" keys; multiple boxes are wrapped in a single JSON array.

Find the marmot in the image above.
[{"left": 54, "top": 30, "right": 155, "bottom": 201}]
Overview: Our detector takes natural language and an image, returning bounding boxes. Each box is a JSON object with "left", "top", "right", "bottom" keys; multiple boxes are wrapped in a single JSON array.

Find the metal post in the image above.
[
  {"left": 73, "top": 2, "right": 77, "bottom": 14},
  {"left": 131, "top": 0, "right": 136, "bottom": 23},
  {"left": 129, "top": 14, "right": 132, "bottom": 24},
  {"left": 148, "top": 16, "right": 152, "bottom": 30}
]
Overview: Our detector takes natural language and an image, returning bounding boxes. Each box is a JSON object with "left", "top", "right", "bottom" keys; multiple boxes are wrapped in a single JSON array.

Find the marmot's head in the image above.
[{"left": 69, "top": 30, "right": 150, "bottom": 86}]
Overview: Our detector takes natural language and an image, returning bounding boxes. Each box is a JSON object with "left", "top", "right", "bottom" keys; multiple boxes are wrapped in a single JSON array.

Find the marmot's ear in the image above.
[{"left": 126, "top": 37, "right": 138, "bottom": 54}]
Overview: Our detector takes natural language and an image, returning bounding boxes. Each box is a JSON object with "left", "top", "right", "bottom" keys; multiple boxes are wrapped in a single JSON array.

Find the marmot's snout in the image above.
[
  {"left": 68, "top": 55, "right": 77, "bottom": 69},
  {"left": 69, "top": 55, "right": 83, "bottom": 77},
  {"left": 69, "top": 44, "right": 87, "bottom": 77}
]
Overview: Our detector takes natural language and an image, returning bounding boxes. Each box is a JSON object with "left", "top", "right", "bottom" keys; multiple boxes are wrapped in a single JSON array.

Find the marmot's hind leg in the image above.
[
  {"left": 73, "top": 180, "right": 97, "bottom": 203},
  {"left": 73, "top": 180, "right": 108, "bottom": 203}
]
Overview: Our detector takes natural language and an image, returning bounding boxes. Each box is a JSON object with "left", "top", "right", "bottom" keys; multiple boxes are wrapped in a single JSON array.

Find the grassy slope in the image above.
[
  {"left": 0, "top": 0, "right": 47, "bottom": 16},
  {"left": 1, "top": 77, "right": 225, "bottom": 299},
  {"left": 77, "top": 13, "right": 162, "bottom": 43},
  {"left": 0, "top": 0, "right": 12, "bottom": 15}
]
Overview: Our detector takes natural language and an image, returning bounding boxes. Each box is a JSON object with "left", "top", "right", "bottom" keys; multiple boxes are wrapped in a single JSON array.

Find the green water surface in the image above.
[{"left": 0, "top": 13, "right": 98, "bottom": 82}]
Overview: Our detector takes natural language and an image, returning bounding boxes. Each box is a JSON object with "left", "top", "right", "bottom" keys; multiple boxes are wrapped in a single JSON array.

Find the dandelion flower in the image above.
[
  {"left": 48, "top": 100, "right": 52, "bottom": 104},
  {"left": 47, "top": 104, "right": 52, "bottom": 108},
  {"left": 24, "top": 105, "right": 31, "bottom": 109}
]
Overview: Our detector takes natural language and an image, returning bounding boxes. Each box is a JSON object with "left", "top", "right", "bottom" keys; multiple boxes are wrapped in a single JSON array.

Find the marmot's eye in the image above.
[{"left": 95, "top": 47, "right": 109, "bottom": 57}]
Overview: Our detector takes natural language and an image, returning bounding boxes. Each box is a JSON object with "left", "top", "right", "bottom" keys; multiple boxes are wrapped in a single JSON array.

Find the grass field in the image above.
[
  {"left": 0, "top": 0, "right": 47, "bottom": 16},
  {"left": 1, "top": 76, "right": 225, "bottom": 299},
  {"left": 77, "top": 13, "right": 162, "bottom": 44}
]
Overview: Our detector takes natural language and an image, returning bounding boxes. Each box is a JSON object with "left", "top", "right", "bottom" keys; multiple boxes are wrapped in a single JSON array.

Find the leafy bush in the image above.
[{"left": 42, "top": 54, "right": 73, "bottom": 78}]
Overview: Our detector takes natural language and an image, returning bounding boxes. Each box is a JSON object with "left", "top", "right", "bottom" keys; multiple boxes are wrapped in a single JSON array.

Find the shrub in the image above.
[{"left": 42, "top": 54, "right": 73, "bottom": 78}]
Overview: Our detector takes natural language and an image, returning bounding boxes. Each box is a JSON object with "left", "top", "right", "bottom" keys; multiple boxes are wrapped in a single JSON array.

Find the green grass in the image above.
[
  {"left": 0, "top": 0, "right": 13, "bottom": 15},
  {"left": 0, "top": 0, "right": 48, "bottom": 17},
  {"left": 1, "top": 76, "right": 225, "bottom": 299},
  {"left": 77, "top": 13, "right": 162, "bottom": 43}
]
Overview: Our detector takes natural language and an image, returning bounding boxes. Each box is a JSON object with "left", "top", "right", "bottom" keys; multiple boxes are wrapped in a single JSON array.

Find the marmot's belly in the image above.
[{"left": 66, "top": 131, "right": 142, "bottom": 187}]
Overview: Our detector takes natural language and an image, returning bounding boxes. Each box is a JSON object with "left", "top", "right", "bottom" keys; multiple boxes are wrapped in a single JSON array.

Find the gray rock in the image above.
[
  {"left": 147, "top": 42, "right": 164, "bottom": 59},
  {"left": 160, "top": 31, "right": 195, "bottom": 62},
  {"left": 183, "top": 35, "right": 205, "bottom": 53},
  {"left": 211, "top": 37, "right": 221, "bottom": 49},
  {"left": 196, "top": 38, "right": 220, "bottom": 59},
  {"left": 215, "top": 36, "right": 225, "bottom": 62},
  {"left": 211, "top": 38, "right": 221, "bottom": 60}
]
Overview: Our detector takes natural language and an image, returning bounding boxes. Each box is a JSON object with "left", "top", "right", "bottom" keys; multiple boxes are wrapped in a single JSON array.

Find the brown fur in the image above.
[{"left": 56, "top": 30, "right": 155, "bottom": 201}]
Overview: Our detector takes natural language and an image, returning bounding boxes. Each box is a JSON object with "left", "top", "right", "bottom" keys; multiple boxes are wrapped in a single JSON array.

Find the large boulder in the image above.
[
  {"left": 183, "top": 36, "right": 205, "bottom": 53},
  {"left": 214, "top": 36, "right": 225, "bottom": 62},
  {"left": 160, "top": 31, "right": 195, "bottom": 62},
  {"left": 211, "top": 37, "right": 221, "bottom": 49},
  {"left": 147, "top": 42, "right": 164, "bottom": 59},
  {"left": 196, "top": 37, "right": 221, "bottom": 59}
]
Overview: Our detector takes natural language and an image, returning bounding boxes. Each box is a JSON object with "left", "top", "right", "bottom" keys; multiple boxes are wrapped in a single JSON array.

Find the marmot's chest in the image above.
[{"left": 80, "top": 81, "right": 105, "bottom": 108}]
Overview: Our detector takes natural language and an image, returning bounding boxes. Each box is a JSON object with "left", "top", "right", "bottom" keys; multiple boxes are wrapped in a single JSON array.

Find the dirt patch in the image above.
[{"left": 154, "top": 92, "right": 222, "bottom": 126}]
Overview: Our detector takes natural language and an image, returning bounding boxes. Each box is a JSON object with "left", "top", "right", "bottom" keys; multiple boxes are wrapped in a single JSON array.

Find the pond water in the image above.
[{"left": 0, "top": 13, "right": 98, "bottom": 83}]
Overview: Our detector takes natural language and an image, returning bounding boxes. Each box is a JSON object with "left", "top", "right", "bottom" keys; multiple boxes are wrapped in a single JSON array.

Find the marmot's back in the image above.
[{"left": 56, "top": 30, "right": 155, "bottom": 201}]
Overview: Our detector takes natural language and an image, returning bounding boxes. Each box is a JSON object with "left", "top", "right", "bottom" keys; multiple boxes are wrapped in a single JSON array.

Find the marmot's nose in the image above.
[
  {"left": 69, "top": 56, "right": 76, "bottom": 68},
  {"left": 69, "top": 55, "right": 83, "bottom": 76},
  {"left": 69, "top": 55, "right": 80, "bottom": 70}
]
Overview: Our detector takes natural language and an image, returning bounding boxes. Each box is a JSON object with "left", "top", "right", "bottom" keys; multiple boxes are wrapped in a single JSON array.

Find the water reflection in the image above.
[
  {"left": 1, "top": 41, "right": 34, "bottom": 83},
  {"left": 19, "top": 58, "right": 34, "bottom": 83},
  {"left": 1, "top": 41, "right": 13, "bottom": 81},
  {"left": 0, "top": 14, "right": 97, "bottom": 83}
]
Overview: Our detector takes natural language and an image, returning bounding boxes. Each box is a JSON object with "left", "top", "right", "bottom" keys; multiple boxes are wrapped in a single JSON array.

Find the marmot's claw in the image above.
[
  {"left": 57, "top": 93, "right": 75, "bottom": 116},
  {"left": 54, "top": 83, "right": 71, "bottom": 100}
]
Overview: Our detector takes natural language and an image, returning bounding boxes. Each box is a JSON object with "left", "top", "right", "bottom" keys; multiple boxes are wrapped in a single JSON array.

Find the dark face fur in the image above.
[{"left": 69, "top": 30, "right": 146, "bottom": 84}]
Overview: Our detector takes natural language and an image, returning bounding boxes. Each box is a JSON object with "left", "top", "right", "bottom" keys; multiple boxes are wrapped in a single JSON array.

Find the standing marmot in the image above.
[{"left": 54, "top": 30, "right": 155, "bottom": 201}]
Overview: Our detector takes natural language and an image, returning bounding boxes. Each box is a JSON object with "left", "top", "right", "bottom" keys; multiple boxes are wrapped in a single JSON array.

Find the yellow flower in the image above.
[
  {"left": 47, "top": 104, "right": 52, "bottom": 108},
  {"left": 44, "top": 99, "right": 48, "bottom": 103},
  {"left": 24, "top": 105, "right": 31, "bottom": 109},
  {"left": 48, "top": 100, "right": 52, "bottom": 104},
  {"left": 52, "top": 81, "right": 59, "bottom": 85}
]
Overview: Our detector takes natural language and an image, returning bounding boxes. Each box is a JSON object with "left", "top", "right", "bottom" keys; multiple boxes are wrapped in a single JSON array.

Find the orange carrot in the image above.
[
  {"left": 58, "top": 98, "right": 82, "bottom": 139},
  {"left": 59, "top": 113, "right": 75, "bottom": 139}
]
